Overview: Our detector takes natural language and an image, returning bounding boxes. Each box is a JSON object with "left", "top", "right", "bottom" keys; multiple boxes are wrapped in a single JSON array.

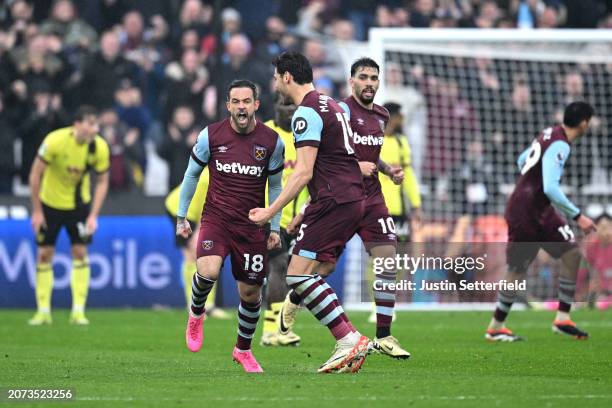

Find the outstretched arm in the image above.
[
  {"left": 250, "top": 146, "right": 317, "bottom": 225},
  {"left": 541, "top": 141, "right": 579, "bottom": 219},
  {"left": 177, "top": 128, "right": 210, "bottom": 237}
]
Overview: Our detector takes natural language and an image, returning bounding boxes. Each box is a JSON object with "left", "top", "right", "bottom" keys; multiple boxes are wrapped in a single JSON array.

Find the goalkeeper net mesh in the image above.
[{"left": 339, "top": 30, "right": 612, "bottom": 308}]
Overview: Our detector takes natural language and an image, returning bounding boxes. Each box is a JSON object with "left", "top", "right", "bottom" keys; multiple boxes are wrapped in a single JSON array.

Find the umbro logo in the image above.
[
  {"left": 357, "top": 118, "right": 365, "bottom": 126},
  {"left": 218, "top": 146, "right": 229, "bottom": 153}
]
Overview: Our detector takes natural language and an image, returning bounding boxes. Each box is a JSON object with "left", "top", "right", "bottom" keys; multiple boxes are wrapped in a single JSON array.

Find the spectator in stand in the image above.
[
  {"left": 409, "top": 64, "right": 479, "bottom": 185},
  {"left": 120, "top": 10, "right": 145, "bottom": 53},
  {"left": 11, "top": 33, "right": 68, "bottom": 99},
  {"left": 474, "top": 0, "right": 502, "bottom": 28},
  {"left": 328, "top": 19, "right": 356, "bottom": 42},
  {"left": 179, "top": 29, "right": 200, "bottom": 54},
  {"left": 156, "top": 105, "right": 198, "bottom": 191},
  {"left": 1, "top": 0, "right": 36, "bottom": 55},
  {"left": 341, "top": 0, "right": 378, "bottom": 40},
  {"left": 255, "top": 16, "right": 289, "bottom": 63},
  {"left": 80, "top": 30, "right": 138, "bottom": 109},
  {"left": 578, "top": 213, "right": 612, "bottom": 309},
  {"left": 171, "top": 0, "right": 213, "bottom": 57},
  {"left": 538, "top": 6, "right": 561, "bottom": 28},
  {"left": 303, "top": 39, "right": 344, "bottom": 85},
  {"left": 410, "top": 0, "right": 436, "bottom": 27},
  {"left": 162, "top": 48, "right": 209, "bottom": 125},
  {"left": 18, "top": 82, "right": 69, "bottom": 185},
  {"left": 204, "top": 7, "right": 244, "bottom": 65},
  {"left": 39, "top": 0, "right": 97, "bottom": 51},
  {"left": 207, "top": 33, "right": 272, "bottom": 121},
  {"left": 491, "top": 77, "right": 538, "bottom": 183},
  {"left": 113, "top": 78, "right": 151, "bottom": 167},
  {"left": 98, "top": 107, "right": 144, "bottom": 192},
  {"left": 448, "top": 138, "right": 500, "bottom": 216},
  {"left": 0, "top": 96, "right": 17, "bottom": 193}
]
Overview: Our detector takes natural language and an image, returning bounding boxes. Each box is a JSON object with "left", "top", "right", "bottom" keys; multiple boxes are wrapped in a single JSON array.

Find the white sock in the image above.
[
  {"left": 488, "top": 317, "right": 504, "bottom": 330},
  {"left": 72, "top": 305, "right": 84, "bottom": 313},
  {"left": 555, "top": 311, "right": 570, "bottom": 321},
  {"left": 339, "top": 331, "right": 361, "bottom": 345}
]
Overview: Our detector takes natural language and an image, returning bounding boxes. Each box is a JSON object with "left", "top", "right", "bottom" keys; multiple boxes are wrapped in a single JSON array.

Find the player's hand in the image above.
[
  {"left": 267, "top": 231, "right": 281, "bottom": 250},
  {"left": 577, "top": 214, "right": 597, "bottom": 235},
  {"left": 31, "top": 210, "right": 46, "bottom": 234},
  {"left": 390, "top": 166, "right": 404, "bottom": 184},
  {"left": 359, "top": 161, "right": 377, "bottom": 177},
  {"left": 176, "top": 218, "right": 192, "bottom": 238},
  {"left": 85, "top": 215, "right": 98, "bottom": 236},
  {"left": 249, "top": 207, "right": 272, "bottom": 226},
  {"left": 287, "top": 212, "right": 305, "bottom": 235}
]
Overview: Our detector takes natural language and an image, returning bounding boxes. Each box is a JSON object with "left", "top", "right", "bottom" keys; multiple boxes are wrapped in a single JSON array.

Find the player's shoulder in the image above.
[
  {"left": 373, "top": 103, "right": 390, "bottom": 120},
  {"left": 257, "top": 120, "right": 279, "bottom": 137},
  {"left": 93, "top": 134, "right": 109, "bottom": 149},
  {"left": 45, "top": 126, "right": 72, "bottom": 143},
  {"left": 207, "top": 119, "right": 227, "bottom": 135},
  {"left": 264, "top": 119, "right": 277, "bottom": 130},
  {"left": 338, "top": 98, "right": 351, "bottom": 115}
]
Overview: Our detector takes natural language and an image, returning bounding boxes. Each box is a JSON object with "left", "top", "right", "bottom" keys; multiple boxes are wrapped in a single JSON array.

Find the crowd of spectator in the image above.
[{"left": 0, "top": 0, "right": 611, "bottom": 196}]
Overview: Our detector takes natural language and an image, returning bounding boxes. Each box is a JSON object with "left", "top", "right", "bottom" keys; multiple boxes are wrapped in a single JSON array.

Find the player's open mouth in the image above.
[{"left": 237, "top": 113, "right": 248, "bottom": 122}]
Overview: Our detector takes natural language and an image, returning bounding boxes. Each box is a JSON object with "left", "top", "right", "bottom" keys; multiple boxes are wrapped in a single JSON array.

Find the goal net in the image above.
[{"left": 340, "top": 29, "right": 612, "bottom": 310}]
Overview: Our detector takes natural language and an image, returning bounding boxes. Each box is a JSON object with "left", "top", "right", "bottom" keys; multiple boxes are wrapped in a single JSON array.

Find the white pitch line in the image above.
[{"left": 76, "top": 394, "right": 612, "bottom": 402}]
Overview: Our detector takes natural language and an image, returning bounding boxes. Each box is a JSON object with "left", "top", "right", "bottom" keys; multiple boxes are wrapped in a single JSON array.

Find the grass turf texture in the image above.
[{"left": 1, "top": 309, "right": 611, "bottom": 407}]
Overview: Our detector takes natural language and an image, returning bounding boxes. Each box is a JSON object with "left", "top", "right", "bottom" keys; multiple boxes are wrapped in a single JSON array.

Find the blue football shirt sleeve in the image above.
[
  {"left": 178, "top": 127, "right": 210, "bottom": 218},
  {"left": 292, "top": 106, "right": 323, "bottom": 147},
  {"left": 190, "top": 127, "right": 210, "bottom": 166},
  {"left": 541, "top": 140, "right": 580, "bottom": 219},
  {"left": 268, "top": 135, "right": 285, "bottom": 174},
  {"left": 267, "top": 172, "right": 283, "bottom": 232},
  {"left": 338, "top": 101, "right": 350, "bottom": 120}
]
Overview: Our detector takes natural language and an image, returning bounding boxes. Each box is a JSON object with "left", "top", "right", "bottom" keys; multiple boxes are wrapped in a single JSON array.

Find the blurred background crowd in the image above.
[{"left": 0, "top": 0, "right": 611, "bottom": 199}]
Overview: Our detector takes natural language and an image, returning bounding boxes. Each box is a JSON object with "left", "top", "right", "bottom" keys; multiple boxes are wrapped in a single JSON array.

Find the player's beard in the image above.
[
  {"left": 231, "top": 111, "right": 254, "bottom": 133},
  {"left": 356, "top": 85, "right": 376, "bottom": 105}
]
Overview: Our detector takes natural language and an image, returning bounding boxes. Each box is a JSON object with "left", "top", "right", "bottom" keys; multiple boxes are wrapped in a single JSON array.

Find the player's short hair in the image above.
[
  {"left": 272, "top": 51, "right": 313, "bottom": 85},
  {"left": 227, "top": 79, "right": 258, "bottom": 101},
  {"left": 596, "top": 213, "right": 612, "bottom": 223},
  {"left": 73, "top": 105, "right": 98, "bottom": 122},
  {"left": 563, "top": 101, "right": 594, "bottom": 127},
  {"left": 383, "top": 102, "right": 402, "bottom": 116},
  {"left": 350, "top": 57, "right": 380, "bottom": 77}
]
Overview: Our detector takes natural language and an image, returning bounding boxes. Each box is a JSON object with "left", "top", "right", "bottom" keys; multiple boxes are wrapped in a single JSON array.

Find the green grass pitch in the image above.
[{"left": 1, "top": 309, "right": 611, "bottom": 407}]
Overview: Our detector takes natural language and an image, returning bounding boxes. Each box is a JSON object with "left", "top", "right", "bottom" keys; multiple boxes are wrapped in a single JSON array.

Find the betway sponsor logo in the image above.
[
  {"left": 216, "top": 161, "right": 264, "bottom": 177},
  {"left": 353, "top": 133, "right": 384, "bottom": 146}
]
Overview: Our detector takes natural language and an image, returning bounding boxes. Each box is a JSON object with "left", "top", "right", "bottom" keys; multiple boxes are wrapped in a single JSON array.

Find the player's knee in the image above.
[
  {"left": 238, "top": 284, "right": 261, "bottom": 303},
  {"left": 316, "top": 262, "right": 335, "bottom": 277},
  {"left": 561, "top": 247, "right": 581, "bottom": 270},
  {"left": 196, "top": 258, "right": 221, "bottom": 280},
  {"left": 71, "top": 246, "right": 87, "bottom": 261},
  {"left": 37, "top": 247, "right": 54, "bottom": 264},
  {"left": 506, "top": 262, "right": 528, "bottom": 275}
]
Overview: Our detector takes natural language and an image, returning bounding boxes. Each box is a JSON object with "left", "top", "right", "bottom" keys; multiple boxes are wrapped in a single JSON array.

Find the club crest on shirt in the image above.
[
  {"left": 254, "top": 146, "right": 267, "bottom": 161},
  {"left": 202, "top": 240, "right": 213, "bottom": 250}
]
